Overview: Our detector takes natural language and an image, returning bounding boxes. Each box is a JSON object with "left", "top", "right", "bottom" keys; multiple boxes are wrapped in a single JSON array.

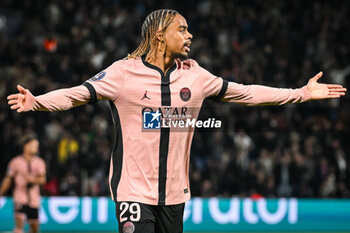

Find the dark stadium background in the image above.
[{"left": 0, "top": 0, "right": 349, "bottom": 230}]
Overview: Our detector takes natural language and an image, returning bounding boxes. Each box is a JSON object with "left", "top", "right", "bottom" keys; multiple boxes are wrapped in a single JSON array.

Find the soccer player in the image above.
[
  {"left": 7, "top": 9, "right": 346, "bottom": 233},
  {"left": 0, "top": 134, "right": 46, "bottom": 233}
]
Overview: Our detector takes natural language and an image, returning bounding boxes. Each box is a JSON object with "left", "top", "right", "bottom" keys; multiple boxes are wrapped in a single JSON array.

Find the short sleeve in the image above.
[
  {"left": 84, "top": 60, "right": 125, "bottom": 102},
  {"left": 192, "top": 60, "right": 228, "bottom": 100}
]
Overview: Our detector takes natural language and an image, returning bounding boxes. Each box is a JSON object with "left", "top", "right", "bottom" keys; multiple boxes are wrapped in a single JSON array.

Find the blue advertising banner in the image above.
[{"left": 0, "top": 197, "right": 350, "bottom": 232}]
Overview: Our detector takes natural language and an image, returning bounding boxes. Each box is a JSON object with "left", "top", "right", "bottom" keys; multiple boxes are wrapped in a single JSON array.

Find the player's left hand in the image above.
[
  {"left": 307, "top": 72, "right": 347, "bottom": 99},
  {"left": 7, "top": 85, "right": 35, "bottom": 112}
]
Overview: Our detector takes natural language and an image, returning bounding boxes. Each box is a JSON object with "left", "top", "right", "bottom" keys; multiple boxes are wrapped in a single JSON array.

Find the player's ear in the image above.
[{"left": 155, "top": 30, "right": 164, "bottom": 43}]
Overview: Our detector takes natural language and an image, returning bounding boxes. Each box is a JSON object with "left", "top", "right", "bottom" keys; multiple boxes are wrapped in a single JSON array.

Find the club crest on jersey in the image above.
[
  {"left": 89, "top": 71, "right": 106, "bottom": 81},
  {"left": 180, "top": 87, "right": 191, "bottom": 102},
  {"left": 123, "top": 221, "right": 135, "bottom": 233}
]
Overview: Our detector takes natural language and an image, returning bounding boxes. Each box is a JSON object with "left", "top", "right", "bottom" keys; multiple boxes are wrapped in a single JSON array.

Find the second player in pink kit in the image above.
[
  {"left": 7, "top": 9, "right": 346, "bottom": 233},
  {"left": 0, "top": 134, "right": 46, "bottom": 233},
  {"left": 8, "top": 153, "right": 45, "bottom": 209}
]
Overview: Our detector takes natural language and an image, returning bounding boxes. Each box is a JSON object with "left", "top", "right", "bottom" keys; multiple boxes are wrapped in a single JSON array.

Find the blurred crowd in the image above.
[{"left": 0, "top": 0, "right": 349, "bottom": 198}]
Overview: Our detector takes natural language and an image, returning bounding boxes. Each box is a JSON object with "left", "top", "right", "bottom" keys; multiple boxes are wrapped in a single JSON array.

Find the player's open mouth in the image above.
[{"left": 184, "top": 42, "right": 191, "bottom": 52}]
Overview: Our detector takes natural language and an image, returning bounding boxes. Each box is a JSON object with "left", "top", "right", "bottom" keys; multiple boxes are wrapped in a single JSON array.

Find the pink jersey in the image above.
[
  {"left": 32, "top": 57, "right": 310, "bottom": 205},
  {"left": 7, "top": 156, "right": 46, "bottom": 208}
]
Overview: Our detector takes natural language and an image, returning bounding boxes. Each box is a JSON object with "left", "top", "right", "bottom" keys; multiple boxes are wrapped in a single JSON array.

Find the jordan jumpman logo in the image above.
[{"left": 141, "top": 90, "right": 150, "bottom": 100}]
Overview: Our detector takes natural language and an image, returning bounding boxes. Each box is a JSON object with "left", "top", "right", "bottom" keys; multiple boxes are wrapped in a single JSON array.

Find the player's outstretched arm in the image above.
[
  {"left": 306, "top": 72, "right": 346, "bottom": 99},
  {"left": 222, "top": 72, "right": 347, "bottom": 105},
  {"left": 7, "top": 84, "right": 92, "bottom": 112}
]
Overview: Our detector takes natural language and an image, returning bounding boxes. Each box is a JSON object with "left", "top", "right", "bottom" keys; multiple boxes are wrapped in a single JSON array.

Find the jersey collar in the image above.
[{"left": 141, "top": 56, "right": 177, "bottom": 78}]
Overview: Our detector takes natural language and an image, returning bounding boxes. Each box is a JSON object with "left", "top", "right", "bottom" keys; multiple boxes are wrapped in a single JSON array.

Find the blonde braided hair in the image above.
[{"left": 127, "top": 9, "right": 178, "bottom": 62}]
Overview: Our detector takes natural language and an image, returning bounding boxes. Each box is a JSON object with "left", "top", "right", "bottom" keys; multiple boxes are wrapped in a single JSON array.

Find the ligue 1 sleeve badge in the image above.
[
  {"left": 180, "top": 87, "right": 191, "bottom": 102},
  {"left": 89, "top": 71, "right": 106, "bottom": 81}
]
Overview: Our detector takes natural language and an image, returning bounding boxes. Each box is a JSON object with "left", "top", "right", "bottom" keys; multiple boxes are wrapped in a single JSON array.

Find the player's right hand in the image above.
[
  {"left": 7, "top": 85, "right": 32, "bottom": 112},
  {"left": 26, "top": 175, "right": 35, "bottom": 183}
]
